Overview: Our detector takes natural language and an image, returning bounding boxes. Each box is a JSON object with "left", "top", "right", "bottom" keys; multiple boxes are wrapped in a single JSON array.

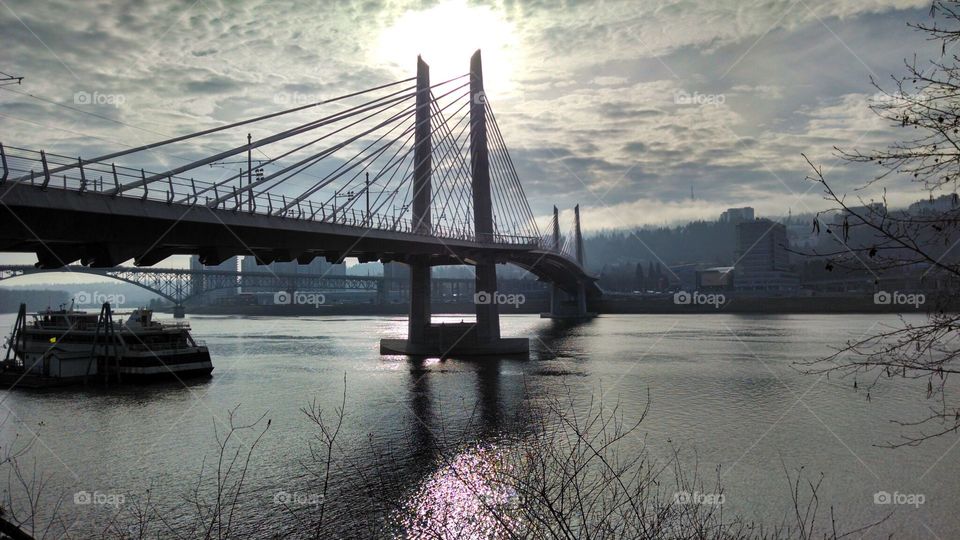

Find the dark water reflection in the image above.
[{"left": 0, "top": 313, "right": 956, "bottom": 538}]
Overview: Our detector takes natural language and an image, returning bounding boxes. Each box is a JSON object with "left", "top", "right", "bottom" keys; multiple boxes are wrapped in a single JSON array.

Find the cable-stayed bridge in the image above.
[{"left": 0, "top": 51, "right": 598, "bottom": 355}]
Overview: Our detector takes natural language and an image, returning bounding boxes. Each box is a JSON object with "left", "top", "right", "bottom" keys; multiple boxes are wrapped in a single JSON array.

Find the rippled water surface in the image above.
[{"left": 0, "top": 313, "right": 956, "bottom": 538}]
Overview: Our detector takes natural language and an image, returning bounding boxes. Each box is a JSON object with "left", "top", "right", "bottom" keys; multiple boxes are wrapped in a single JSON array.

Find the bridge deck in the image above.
[{"left": 0, "top": 183, "right": 599, "bottom": 295}]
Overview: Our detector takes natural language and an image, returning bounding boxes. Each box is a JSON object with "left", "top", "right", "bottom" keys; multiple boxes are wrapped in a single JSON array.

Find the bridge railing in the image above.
[
  {"left": 535, "top": 234, "right": 584, "bottom": 263},
  {"left": 0, "top": 145, "right": 539, "bottom": 248}
]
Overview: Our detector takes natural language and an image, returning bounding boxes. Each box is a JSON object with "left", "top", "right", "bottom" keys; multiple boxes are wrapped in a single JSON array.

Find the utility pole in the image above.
[
  {"left": 0, "top": 71, "right": 23, "bottom": 87},
  {"left": 247, "top": 134, "right": 252, "bottom": 212},
  {"left": 365, "top": 171, "right": 370, "bottom": 226}
]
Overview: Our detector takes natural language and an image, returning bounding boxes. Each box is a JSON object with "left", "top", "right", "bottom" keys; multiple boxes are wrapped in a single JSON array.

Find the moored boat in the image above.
[{"left": 1, "top": 302, "right": 213, "bottom": 388}]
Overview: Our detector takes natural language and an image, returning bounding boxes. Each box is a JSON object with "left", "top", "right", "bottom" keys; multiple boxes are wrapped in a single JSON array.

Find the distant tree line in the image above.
[
  {"left": 0, "top": 288, "right": 70, "bottom": 313},
  {"left": 597, "top": 260, "right": 670, "bottom": 292},
  {"left": 584, "top": 220, "right": 738, "bottom": 270}
]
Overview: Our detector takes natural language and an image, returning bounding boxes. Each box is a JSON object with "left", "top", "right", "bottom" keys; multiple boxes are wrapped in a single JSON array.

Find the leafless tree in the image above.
[
  {"left": 0, "top": 412, "right": 74, "bottom": 539},
  {"left": 800, "top": 0, "right": 960, "bottom": 447}
]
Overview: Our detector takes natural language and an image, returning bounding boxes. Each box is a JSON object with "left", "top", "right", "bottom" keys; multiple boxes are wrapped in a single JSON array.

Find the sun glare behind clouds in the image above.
[{"left": 374, "top": 1, "right": 519, "bottom": 99}]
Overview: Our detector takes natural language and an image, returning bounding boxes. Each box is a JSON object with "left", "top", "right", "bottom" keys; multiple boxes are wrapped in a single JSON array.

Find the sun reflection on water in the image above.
[{"left": 396, "top": 444, "right": 520, "bottom": 539}]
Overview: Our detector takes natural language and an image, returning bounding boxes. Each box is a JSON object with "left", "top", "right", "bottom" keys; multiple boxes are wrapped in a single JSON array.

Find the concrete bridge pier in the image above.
[
  {"left": 474, "top": 258, "right": 500, "bottom": 342},
  {"left": 380, "top": 51, "right": 528, "bottom": 356},
  {"left": 407, "top": 255, "right": 431, "bottom": 344},
  {"left": 545, "top": 282, "right": 591, "bottom": 319},
  {"left": 173, "top": 304, "right": 185, "bottom": 318}
]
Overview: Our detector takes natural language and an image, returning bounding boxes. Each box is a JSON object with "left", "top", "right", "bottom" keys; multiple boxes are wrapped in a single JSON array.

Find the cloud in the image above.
[{"left": 0, "top": 0, "right": 939, "bottom": 241}]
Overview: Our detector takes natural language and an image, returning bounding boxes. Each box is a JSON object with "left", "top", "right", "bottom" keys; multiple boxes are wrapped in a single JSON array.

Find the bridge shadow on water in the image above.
[
  {"left": 402, "top": 318, "right": 592, "bottom": 443},
  {"left": 384, "top": 319, "right": 595, "bottom": 534}
]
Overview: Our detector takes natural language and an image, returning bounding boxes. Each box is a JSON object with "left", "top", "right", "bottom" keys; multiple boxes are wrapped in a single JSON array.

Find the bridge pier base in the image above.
[
  {"left": 173, "top": 304, "right": 185, "bottom": 318},
  {"left": 380, "top": 259, "right": 529, "bottom": 357},
  {"left": 380, "top": 329, "right": 528, "bottom": 357},
  {"left": 541, "top": 281, "right": 595, "bottom": 320}
]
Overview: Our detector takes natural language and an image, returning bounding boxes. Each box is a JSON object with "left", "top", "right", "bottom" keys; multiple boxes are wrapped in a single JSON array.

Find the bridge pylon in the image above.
[
  {"left": 543, "top": 204, "right": 595, "bottom": 320},
  {"left": 380, "top": 51, "right": 528, "bottom": 356}
]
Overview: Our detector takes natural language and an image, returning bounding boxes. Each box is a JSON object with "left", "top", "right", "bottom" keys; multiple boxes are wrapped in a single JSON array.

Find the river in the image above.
[{"left": 0, "top": 313, "right": 955, "bottom": 538}]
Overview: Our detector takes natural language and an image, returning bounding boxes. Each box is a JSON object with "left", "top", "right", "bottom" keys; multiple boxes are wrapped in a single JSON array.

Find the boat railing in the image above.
[
  {"left": 150, "top": 320, "right": 192, "bottom": 329},
  {"left": 124, "top": 340, "right": 201, "bottom": 352}
]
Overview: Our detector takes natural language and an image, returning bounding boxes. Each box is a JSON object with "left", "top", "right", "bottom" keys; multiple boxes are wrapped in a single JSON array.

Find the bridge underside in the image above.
[{"left": 0, "top": 183, "right": 600, "bottom": 297}]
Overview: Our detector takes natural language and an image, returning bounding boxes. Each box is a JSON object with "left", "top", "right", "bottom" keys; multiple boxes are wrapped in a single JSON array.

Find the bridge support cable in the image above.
[
  {"left": 428, "top": 93, "right": 476, "bottom": 235},
  {"left": 485, "top": 100, "right": 541, "bottom": 242},
  {"left": 315, "top": 111, "right": 422, "bottom": 226},
  {"left": 315, "top": 85, "right": 470, "bottom": 229},
  {"left": 332, "top": 128, "right": 417, "bottom": 226},
  {"left": 206, "top": 96, "right": 418, "bottom": 210},
  {"left": 11, "top": 77, "right": 418, "bottom": 184},
  {"left": 148, "top": 87, "right": 420, "bottom": 202},
  {"left": 134, "top": 87, "right": 411, "bottom": 202},
  {"left": 364, "top": 148, "right": 417, "bottom": 227},
  {"left": 260, "top": 111, "right": 417, "bottom": 219},
  {"left": 486, "top": 132, "right": 523, "bottom": 241},
  {"left": 354, "top": 83, "right": 467, "bottom": 237},
  {"left": 269, "top": 78, "right": 471, "bottom": 223},
  {"left": 486, "top": 101, "right": 541, "bottom": 239},
  {"left": 398, "top": 78, "right": 472, "bottom": 233},
  {"left": 181, "top": 88, "right": 418, "bottom": 205},
  {"left": 487, "top": 140, "right": 525, "bottom": 242},
  {"left": 276, "top": 107, "right": 419, "bottom": 217},
  {"left": 430, "top": 129, "right": 474, "bottom": 238},
  {"left": 487, "top": 125, "right": 532, "bottom": 241},
  {"left": 427, "top": 96, "right": 475, "bottom": 238},
  {"left": 481, "top": 104, "right": 525, "bottom": 240}
]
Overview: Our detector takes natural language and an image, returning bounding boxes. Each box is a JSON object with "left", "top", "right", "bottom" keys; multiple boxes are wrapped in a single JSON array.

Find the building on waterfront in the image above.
[
  {"left": 720, "top": 207, "right": 755, "bottom": 224},
  {"left": 696, "top": 266, "right": 735, "bottom": 290},
  {"left": 908, "top": 194, "right": 958, "bottom": 215},
  {"left": 734, "top": 219, "right": 799, "bottom": 293}
]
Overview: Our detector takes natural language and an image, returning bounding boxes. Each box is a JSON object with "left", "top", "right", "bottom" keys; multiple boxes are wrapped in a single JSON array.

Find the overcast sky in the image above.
[{"left": 0, "top": 0, "right": 940, "bottom": 265}]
